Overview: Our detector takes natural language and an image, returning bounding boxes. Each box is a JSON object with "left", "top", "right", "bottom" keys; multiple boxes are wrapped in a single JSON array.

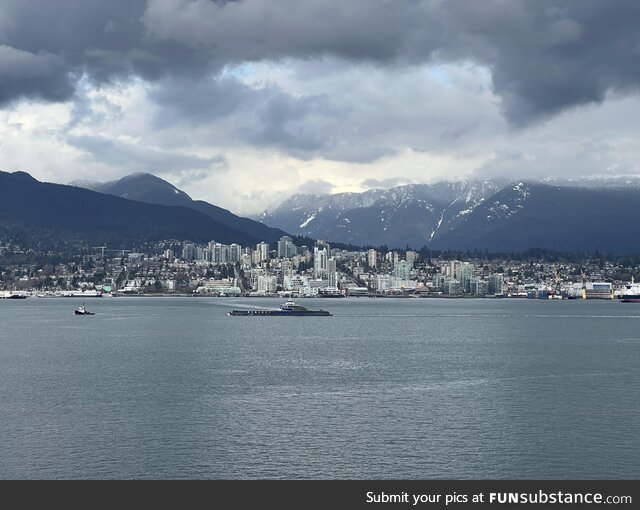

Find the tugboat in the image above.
[
  {"left": 74, "top": 303, "right": 96, "bottom": 315},
  {"left": 229, "top": 300, "right": 332, "bottom": 316}
]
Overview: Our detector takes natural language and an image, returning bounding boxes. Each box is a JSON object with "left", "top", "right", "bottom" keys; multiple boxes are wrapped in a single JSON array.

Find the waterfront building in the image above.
[
  {"left": 470, "top": 278, "right": 488, "bottom": 296},
  {"left": 488, "top": 274, "right": 505, "bottom": 295},
  {"left": 346, "top": 286, "right": 369, "bottom": 296},
  {"left": 459, "top": 262, "right": 474, "bottom": 293},
  {"left": 376, "top": 274, "right": 392, "bottom": 292},
  {"left": 443, "top": 279, "right": 462, "bottom": 296},
  {"left": 257, "top": 274, "right": 277, "bottom": 294}
]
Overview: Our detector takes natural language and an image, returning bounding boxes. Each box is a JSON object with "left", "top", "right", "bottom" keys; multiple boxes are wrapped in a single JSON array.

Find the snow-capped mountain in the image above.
[
  {"left": 258, "top": 178, "right": 640, "bottom": 252},
  {"left": 429, "top": 181, "right": 640, "bottom": 253},
  {"left": 258, "top": 179, "right": 508, "bottom": 248}
]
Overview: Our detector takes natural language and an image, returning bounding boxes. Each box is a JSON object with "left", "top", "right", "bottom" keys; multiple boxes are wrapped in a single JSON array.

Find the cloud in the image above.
[
  {"left": 0, "top": 45, "right": 73, "bottom": 104},
  {"left": 297, "top": 179, "right": 335, "bottom": 195},
  {"left": 361, "top": 177, "right": 414, "bottom": 190},
  {"left": 1, "top": 0, "right": 640, "bottom": 125},
  {"left": 4, "top": 0, "right": 640, "bottom": 216},
  {"left": 67, "top": 134, "right": 227, "bottom": 175}
]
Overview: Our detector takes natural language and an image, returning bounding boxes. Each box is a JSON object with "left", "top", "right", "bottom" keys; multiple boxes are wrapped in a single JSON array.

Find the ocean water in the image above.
[{"left": 0, "top": 296, "right": 639, "bottom": 479}]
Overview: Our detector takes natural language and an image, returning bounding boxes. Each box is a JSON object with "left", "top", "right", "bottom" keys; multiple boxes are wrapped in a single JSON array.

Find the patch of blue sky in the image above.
[
  {"left": 220, "top": 63, "right": 258, "bottom": 81},
  {"left": 426, "top": 64, "right": 452, "bottom": 87}
]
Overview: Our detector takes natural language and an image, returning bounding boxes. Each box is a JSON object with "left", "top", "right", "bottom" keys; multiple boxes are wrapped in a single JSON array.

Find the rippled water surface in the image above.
[{"left": 1, "top": 296, "right": 639, "bottom": 479}]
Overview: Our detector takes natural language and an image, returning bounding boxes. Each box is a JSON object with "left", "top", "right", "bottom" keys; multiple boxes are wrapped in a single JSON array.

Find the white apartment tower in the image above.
[
  {"left": 367, "top": 248, "right": 377, "bottom": 269},
  {"left": 256, "top": 241, "right": 270, "bottom": 262}
]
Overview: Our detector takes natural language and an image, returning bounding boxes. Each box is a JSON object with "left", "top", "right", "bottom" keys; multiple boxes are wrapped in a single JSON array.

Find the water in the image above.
[{"left": 1, "top": 296, "right": 639, "bottom": 479}]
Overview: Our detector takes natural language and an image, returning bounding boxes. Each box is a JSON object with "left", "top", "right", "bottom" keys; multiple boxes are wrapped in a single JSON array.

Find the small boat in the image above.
[
  {"left": 74, "top": 303, "right": 95, "bottom": 315},
  {"left": 229, "top": 300, "right": 332, "bottom": 316}
]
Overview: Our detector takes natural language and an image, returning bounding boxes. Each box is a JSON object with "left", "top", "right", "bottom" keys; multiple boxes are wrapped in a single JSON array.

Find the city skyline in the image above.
[{"left": 2, "top": 1, "right": 640, "bottom": 215}]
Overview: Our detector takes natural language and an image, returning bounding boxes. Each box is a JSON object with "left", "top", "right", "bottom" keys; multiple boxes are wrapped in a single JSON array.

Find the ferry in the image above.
[
  {"left": 228, "top": 300, "right": 332, "bottom": 316},
  {"left": 620, "top": 278, "right": 640, "bottom": 303}
]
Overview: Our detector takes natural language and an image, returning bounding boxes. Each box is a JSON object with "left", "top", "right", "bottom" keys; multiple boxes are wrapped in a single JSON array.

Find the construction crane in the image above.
[{"left": 93, "top": 246, "right": 107, "bottom": 257}]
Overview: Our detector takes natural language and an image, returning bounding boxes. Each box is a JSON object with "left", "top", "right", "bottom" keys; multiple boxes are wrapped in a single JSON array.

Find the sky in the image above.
[{"left": 2, "top": 0, "right": 640, "bottom": 215}]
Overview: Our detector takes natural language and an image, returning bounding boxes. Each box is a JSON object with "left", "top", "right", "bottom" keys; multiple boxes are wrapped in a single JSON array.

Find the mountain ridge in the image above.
[
  {"left": 258, "top": 177, "right": 640, "bottom": 253},
  {"left": 71, "top": 172, "right": 289, "bottom": 244},
  {"left": 0, "top": 170, "right": 263, "bottom": 250}
]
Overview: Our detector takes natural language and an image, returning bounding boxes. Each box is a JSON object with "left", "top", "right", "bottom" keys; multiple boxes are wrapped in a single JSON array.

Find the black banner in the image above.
[{"left": 3, "top": 480, "right": 638, "bottom": 510}]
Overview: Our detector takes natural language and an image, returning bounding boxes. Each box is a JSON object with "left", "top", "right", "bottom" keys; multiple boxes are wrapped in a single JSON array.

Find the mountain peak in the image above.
[{"left": 71, "top": 172, "right": 288, "bottom": 243}]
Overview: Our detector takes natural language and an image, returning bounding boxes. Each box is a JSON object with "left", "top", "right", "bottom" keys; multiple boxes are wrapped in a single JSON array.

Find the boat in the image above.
[
  {"left": 63, "top": 289, "right": 103, "bottom": 298},
  {"left": 228, "top": 300, "right": 332, "bottom": 316},
  {"left": 620, "top": 278, "right": 640, "bottom": 303},
  {"left": 74, "top": 303, "right": 95, "bottom": 315}
]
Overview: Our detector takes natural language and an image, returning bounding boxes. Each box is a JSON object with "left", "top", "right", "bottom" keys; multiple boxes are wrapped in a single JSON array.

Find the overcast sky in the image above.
[{"left": 2, "top": 0, "right": 640, "bottom": 214}]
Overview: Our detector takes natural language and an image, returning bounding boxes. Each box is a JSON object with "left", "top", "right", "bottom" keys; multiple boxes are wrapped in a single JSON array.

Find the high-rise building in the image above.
[
  {"left": 394, "top": 260, "right": 412, "bottom": 280},
  {"left": 229, "top": 244, "right": 242, "bottom": 263},
  {"left": 313, "top": 241, "right": 331, "bottom": 277},
  {"left": 459, "top": 262, "right": 474, "bottom": 293},
  {"left": 385, "top": 251, "right": 400, "bottom": 267},
  {"left": 445, "top": 260, "right": 461, "bottom": 279},
  {"left": 470, "top": 278, "right": 488, "bottom": 296},
  {"left": 489, "top": 274, "right": 505, "bottom": 295},
  {"left": 181, "top": 243, "right": 197, "bottom": 261},
  {"left": 405, "top": 250, "right": 418, "bottom": 268},
  {"left": 256, "top": 242, "right": 270, "bottom": 262},
  {"left": 314, "top": 246, "right": 328, "bottom": 277},
  {"left": 367, "top": 248, "right": 377, "bottom": 269},
  {"left": 209, "top": 242, "right": 230, "bottom": 264},
  {"left": 277, "top": 236, "right": 297, "bottom": 259}
]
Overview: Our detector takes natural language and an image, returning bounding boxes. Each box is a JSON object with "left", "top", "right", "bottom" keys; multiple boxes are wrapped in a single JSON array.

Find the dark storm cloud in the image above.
[
  {"left": 439, "top": 0, "right": 640, "bottom": 125},
  {"left": 3, "top": 0, "right": 640, "bottom": 125},
  {"left": 150, "top": 76, "right": 354, "bottom": 159},
  {"left": 0, "top": 0, "right": 214, "bottom": 104},
  {"left": 0, "top": 45, "right": 73, "bottom": 103}
]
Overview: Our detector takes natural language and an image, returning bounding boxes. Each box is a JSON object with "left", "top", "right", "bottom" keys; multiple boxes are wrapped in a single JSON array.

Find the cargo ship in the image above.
[{"left": 228, "top": 300, "right": 332, "bottom": 316}]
